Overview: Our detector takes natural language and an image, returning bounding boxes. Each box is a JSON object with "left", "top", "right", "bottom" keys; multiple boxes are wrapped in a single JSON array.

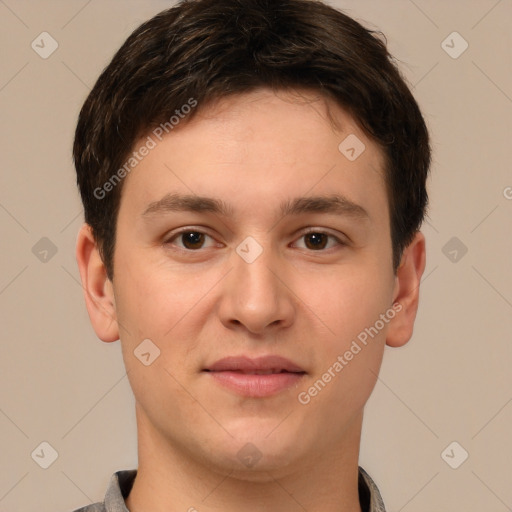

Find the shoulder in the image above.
[
  {"left": 67, "top": 469, "right": 137, "bottom": 512},
  {"left": 69, "top": 504, "right": 105, "bottom": 512}
]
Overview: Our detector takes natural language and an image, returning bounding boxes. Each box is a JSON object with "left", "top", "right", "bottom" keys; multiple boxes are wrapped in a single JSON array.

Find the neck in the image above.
[{"left": 126, "top": 403, "right": 363, "bottom": 512}]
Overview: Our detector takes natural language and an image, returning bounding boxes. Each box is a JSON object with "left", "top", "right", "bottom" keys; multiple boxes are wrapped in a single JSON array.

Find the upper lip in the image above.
[{"left": 204, "top": 355, "right": 306, "bottom": 373}]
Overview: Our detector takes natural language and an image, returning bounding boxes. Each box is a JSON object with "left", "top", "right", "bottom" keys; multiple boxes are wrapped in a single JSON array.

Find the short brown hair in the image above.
[{"left": 73, "top": 0, "right": 431, "bottom": 280}]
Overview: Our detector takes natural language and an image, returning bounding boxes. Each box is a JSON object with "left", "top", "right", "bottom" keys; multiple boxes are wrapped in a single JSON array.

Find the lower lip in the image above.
[{"left": 206, "top": 371, "right": 305, "bottom": 398}]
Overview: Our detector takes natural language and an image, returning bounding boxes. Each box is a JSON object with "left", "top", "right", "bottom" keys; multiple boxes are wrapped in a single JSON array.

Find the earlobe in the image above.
[
  {"left": 386, "top": 231, "right": 426, "bottom": 348},
  {"left": 75, "top": 223, "right": 119, "bottom": 343}
]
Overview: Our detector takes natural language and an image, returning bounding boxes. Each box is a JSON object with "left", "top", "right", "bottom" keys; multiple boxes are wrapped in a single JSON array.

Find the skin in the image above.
[{"left": 76, "top": 88, "right": 426, "bottom": 512}]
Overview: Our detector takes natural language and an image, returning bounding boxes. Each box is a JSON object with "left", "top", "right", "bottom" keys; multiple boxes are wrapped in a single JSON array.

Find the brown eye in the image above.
[
  {"left": 304, "top": 232, "right": 328, "bottom": 250},
  {"left": 293, "top": 230, "right": 345, "bottom": 251},
  {"left": 180, "top": 231, "right": 205, "bottom": 249},
  {"left": 165, "top": 230, "right": 215, "bottom": 250}
]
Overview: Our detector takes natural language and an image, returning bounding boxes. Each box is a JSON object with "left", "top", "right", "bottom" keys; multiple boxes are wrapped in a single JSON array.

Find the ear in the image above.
[
  {"left": 75, "top": 223, "right": 119, "bottom": 342},
  {"left": 386, "top": 231, "right": 426, "bottom": 348}
]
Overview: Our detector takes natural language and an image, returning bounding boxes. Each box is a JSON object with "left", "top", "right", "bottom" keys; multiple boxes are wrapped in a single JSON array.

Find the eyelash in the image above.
[{"left": 163, "top": 227, "right": 346, "bottom": 252}]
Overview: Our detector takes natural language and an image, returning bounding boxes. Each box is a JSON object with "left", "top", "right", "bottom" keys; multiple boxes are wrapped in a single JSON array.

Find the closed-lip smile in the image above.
[{"left": 203, "top": 355, "right": 306, "bottom": 397}]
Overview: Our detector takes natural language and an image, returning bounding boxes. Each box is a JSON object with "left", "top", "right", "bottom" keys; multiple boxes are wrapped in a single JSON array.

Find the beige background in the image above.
[{"left": 1, "top": 0, "right": 511, "bottom": 511}]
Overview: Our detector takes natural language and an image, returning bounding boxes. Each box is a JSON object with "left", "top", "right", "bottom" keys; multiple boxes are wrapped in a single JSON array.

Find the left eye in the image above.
[{"left": 293, "top": 231, "right": 343, "bottom": 251}]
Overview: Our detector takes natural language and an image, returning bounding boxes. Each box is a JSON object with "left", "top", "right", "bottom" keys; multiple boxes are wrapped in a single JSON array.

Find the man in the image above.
[{"left": 73, "top": 0, "right": 430, "bottom": 510}]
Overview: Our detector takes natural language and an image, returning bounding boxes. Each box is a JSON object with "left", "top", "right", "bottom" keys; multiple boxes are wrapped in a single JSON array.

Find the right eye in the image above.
[{"left": 164, "top": 229, "right": 219, "bottom": 251}]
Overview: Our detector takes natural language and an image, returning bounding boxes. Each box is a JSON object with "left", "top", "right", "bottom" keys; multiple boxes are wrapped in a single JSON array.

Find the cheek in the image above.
[
  {"left": 114, "top": 251, "right": 181, "bottom": 327},
  {"left": 299, "top": 263, "right": 394, "bottom": 348},
  {"left": 297, "top": 263, "right": 394, "bottom": 412},
  {"left": 113, "top": 250, "right": 223, "bottom": 359},
  {"left": 297, "top": 270, "right": 391, "bottom": 423}
]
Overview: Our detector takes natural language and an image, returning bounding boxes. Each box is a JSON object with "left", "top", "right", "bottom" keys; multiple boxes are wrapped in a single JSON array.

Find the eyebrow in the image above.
[{"left": 141, "top": 192, "right": 369, "bottom": 220}]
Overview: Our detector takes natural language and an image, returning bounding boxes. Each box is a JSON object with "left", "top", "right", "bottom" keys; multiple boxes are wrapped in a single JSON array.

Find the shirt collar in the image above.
[
  {"left": 359, "top": 466, "right": 387, "bottom": 512},
  {"left": 104, "top": 466, "right": 386, "bottom": 512}
]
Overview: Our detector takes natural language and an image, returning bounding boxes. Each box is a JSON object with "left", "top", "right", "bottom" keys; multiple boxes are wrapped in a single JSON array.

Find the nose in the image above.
[{"left": 217, "top": 243, "right": 296, "bottom": 335}]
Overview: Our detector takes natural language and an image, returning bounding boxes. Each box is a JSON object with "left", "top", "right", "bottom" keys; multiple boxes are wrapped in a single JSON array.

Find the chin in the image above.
[
  {"left": 213, "top": 446, "right": 304, "bottom": 482},
  {"left": 199, "top": 423, "right": 309, "bottom": 478}
]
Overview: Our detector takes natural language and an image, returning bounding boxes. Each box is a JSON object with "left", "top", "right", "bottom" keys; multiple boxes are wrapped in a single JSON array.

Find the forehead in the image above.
[{"left": 117, "top": 88, "right": 388, "bottom": 226}]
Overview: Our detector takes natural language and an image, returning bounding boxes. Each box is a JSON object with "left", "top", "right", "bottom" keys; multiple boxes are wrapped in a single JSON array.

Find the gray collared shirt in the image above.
[{"left": 71, "top": 466, "right": 386, "bottom": 512}]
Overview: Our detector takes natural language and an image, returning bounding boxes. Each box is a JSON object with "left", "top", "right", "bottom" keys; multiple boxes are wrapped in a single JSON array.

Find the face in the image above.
[{"left": 109, "top": 89, "right": 399, "bottom": 478}]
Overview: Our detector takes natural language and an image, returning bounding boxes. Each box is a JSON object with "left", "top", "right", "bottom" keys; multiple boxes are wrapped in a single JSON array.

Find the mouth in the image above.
[
  {"left": 203, "top": 355, "right": 306, "bottom": 398},
  {"left": 212, "top": 369, "right": 300, "bottom": 375}
]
